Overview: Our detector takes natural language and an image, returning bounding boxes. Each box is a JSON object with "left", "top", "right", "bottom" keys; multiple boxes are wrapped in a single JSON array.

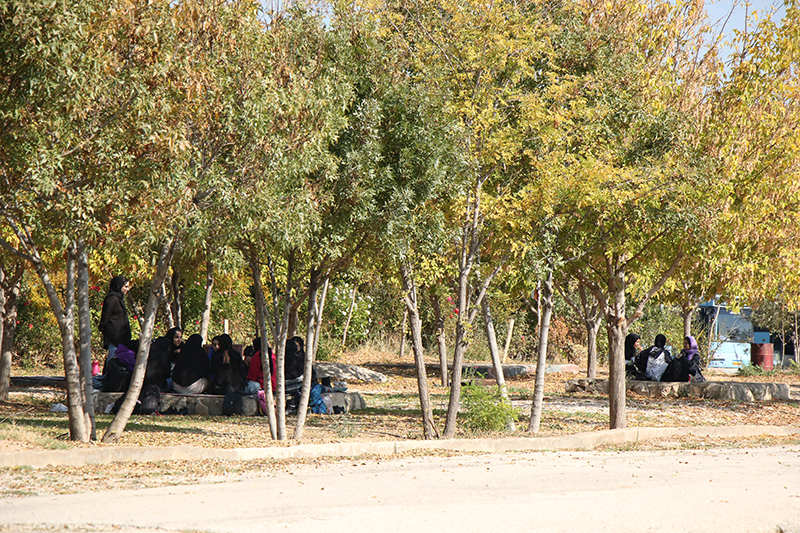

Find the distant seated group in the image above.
[
  {"left": 97, "top": 327, "right": 314, "bottom": 401},
  {"left": 624, "top": 333, "right": 705, "bottom": 383}
]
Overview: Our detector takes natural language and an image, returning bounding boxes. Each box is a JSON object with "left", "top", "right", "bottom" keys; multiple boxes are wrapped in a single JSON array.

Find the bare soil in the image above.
[{"left": 1, "top": 351, "right": 799, "bottom": 498}]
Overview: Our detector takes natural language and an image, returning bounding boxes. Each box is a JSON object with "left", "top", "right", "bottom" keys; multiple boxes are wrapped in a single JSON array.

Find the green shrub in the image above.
[
  {"left": 736, "top": 363, "right": 775, "bottom": 377},
  {"left": 461, "top": 382, "right": 520, "bottom": 432}
]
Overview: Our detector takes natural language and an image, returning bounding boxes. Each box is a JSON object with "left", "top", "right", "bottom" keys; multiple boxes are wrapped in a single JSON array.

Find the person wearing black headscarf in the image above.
[
  {"left": 172, "top": 334, "right": 212, "bottom": 394},
  {"left": 211, "top": 334, "right": 246, "bottom": 394},
  {"left": 143, "top": 336, "right": 172, "bottom": 392},
  {"left": 165, "top": 327, "right": 184, "bottom": 364},
  {"left": 99, "top": 275, "right": 132, "bottom": 359},
  {"left": 624, "top": 333, "right": 642, "bottom": 379}
]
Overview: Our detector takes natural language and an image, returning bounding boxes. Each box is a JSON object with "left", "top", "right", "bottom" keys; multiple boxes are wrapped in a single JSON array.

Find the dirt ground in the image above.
[{"left": 1, "top": 353, "right": 799, "bottom": 498}]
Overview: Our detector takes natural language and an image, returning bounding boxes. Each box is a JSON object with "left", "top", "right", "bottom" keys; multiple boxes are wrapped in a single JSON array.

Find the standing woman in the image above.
[{"left": 99, "top": 275, "right": 132, "bottom": 361}]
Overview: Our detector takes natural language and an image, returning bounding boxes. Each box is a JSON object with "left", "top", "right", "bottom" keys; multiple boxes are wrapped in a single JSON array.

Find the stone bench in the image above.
[
  {"left": 565, "top": 379, "right": 790, "bottom": 402},
  {"left": 93, "top": 390, "right": 366, "bottom": 416}
]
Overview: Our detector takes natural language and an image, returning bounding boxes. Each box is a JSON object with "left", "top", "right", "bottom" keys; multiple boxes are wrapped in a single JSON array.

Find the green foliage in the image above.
[
  {"left": 629, "top": 304, "right": 685, "bottom": 354},
  {"left": 460, "top": 382, "right": 520, "bottom": 432},
  {"left": 14, "top": 274, "right": 61, "bottom": 369},
  {"left": 736, "top": 364, "right": 776, "bottom": 378}
]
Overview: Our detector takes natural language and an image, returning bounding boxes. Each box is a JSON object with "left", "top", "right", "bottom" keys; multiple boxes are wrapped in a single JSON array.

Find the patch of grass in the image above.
[
  {"left": 330, "top": 415, "right": 359, "bottom": 439},
  {"left": 0, "top": 421, "right": 72, "bottom": 450}
]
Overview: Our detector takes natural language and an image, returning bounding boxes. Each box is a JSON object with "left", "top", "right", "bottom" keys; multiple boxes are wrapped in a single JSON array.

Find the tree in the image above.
[
  {"left": 368, "top": 0, "right": 553, "bottom": 438},
  {"left": 506, "top": 0, "right": 724, "bottom": 429},
  {"left": 0, "top": 256, "right": 24, "bottom": 401}
]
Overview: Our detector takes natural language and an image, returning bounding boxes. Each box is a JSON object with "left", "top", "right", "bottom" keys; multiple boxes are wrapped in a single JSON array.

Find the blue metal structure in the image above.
[{"left": 698, "top": 302, "right": 755, "bottom": 369}]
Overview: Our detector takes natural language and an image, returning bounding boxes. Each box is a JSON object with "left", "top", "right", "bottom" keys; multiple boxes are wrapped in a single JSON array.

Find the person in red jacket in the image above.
[{"left": 247, "top": 336, "right": 275, "bottom": 392}]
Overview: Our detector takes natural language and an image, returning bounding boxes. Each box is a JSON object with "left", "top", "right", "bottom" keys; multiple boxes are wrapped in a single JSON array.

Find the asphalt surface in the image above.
[{"left": 1, "top": 445, "right": 799, "bottom": 533}]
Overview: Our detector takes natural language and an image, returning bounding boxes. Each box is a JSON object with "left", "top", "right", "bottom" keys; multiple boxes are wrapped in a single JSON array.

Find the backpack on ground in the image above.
[
  {"left": 223, "top": 392, "right": 243, "bottom": 415},
  {"left": 139, "top": 384, "right": 161, "bottom": 415},
  {"left": 103, "top": 357, "right": 132, "bottom": 393}
]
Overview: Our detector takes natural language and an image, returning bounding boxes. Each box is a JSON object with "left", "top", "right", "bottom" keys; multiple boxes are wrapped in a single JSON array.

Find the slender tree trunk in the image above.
[
  {"left": 575, "top": 284, "right": 602, "bottom": 379},
  {"left": 707, "top": 304, "right": 721, "bottom": 356},
  {"left": 682, "top": 301, "right": 694, "bottom": 339},
  {"left": 273, "top": 251, "right": 295, "bottom": 441},
  {"left": 502, "top": 317, "right": 514, "bottom": 364},
  {"left": 399, "top": 308, "right": 408, "bottom": 359},
  {"left": 287, "top": 305, "right": 299, "bottom": 340},
  {"left": 0, "top": 261, "right": 23, "bottom": 401},
  {"left": 2, "top": 225, "right": 86, "bottom": 439},
  {"left": 443, "top": 320, "right": 469, "bottom": 438},
  {"left": 248, "top": 253, "right": 277, "bottom": 440},
  {"left": 341, "top": 285, "right": 357, "bottom": 348},
  {"left": 170, "top": 268, "right": 182, "bottom": 329},
  {"left": 529, "top": 272, "right": 553, "bottom": 433},
  {"left": 200, "top": 260, "right": 214, "bottom": 343},
  {"left": 312, "top": 277, "right": 329, "bottom": 359},
  {"left": 429, "top": 294, "right": 448, "bottom": 387},
  {"left": 76, "top": 241, "right": 96, "bottom": 440},
  {"left": 585, "top": 318, "right": 600, "bottom": 379},
  {"left": 401, "top": 265, "right": 438, "bottom": 439},
  {"left": 103, "top": 236, "right": 177, "bottom": 443},
  {"left": 483, "top": 297, "right": 514, "bottom": 431},
  {"left": 294, "top": 269, "right": 321, "bottom": 439},
  {"left": 61, "top": 244, "right": 87, "bottom": 441},
  {"left": 606, "top": 260, "right": 627, "bottom": 430},
  {"left": 162, "top": 282, "right": 174, "bottom": 330}
]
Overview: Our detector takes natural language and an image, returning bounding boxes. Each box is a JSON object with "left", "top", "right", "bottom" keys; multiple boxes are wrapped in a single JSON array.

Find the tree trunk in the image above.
[
  {"left": 529, "top": 271, "right": 553, "bottom": 433},
  {"left": 401, "top": 265, "right": 438, "bottom": 439},
  {"left": 341, "top": 285, "right": 357, "bottom": 348},
  {"left": 682, "top": 301, "right": 694, "bottom": 339},
  {"left": 585, "top": 318, "right": 600, "bottom": 379},
  {"left": 399, "top": 307, "right": 408, "bottom": 359},
  {"left": 606, "top": 259, "right": 627, "bottom": 430},
  {"left": 200, "top": 260, "right": 214, "bottom": 343},
  {"left": 294, "top": 269, "right": 321, "bottom": 440},
  {"left": 287, "top": 304, "right": 299, "bottom": 340},
  {"left": 0, "top": 261, "right": 23, "bottom": 402},
  {"left": 2, "top": 226, "right": 86, "bottom": 439},
  {"left": 502, "top": 317, "right": 514, "bottom": 364},
  {"left": 170, "top": 267, "right": 182, "bottom": 329},
  {"left": 248, "top": 253, "right": 277, "bottom": 440},
  {"left": 273, "top": 251, "right": 295, "bottom": 441},
  {"left": 103, "top": 236, "right": 177, "bottom": 443},
  {"left": 482, "top": 297, "right": 513, "bottom": 430},
  {"left": 312, "top": 277, "right": 329, "bottom": 359},
  {"left": 443, "top": 318, "right": 468, "bottom": 438},
  {"left": 61, "top": 244, "right": 88, "bottom": 441},
  {"left": 429, "top": 293, "right": 448, "bottom": 387},
  {"left": 162, "top": 282, "right": 174, "bottom": 330},
  {"left": 76, "top": 241, "right": 96, "bottom": 440}
]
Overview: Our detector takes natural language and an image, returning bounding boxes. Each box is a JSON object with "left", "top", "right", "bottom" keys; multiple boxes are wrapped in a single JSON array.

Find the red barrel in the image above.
[{"left": 750, "top": 343, "right": 774, "bottom": 370}]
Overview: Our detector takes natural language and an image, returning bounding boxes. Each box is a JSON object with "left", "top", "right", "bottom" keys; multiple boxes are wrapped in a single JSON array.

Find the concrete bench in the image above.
[
  {"left": 93, "top": 390, "right": 366, "bottom": 416},
  {"left": 565, "top": 378, "right": 790, "bottom": 401}
]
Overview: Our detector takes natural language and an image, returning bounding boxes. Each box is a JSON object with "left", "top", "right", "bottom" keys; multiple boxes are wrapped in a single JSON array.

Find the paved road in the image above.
[{"left": 1, "top": 446, "right": 799, "bottom": 533}]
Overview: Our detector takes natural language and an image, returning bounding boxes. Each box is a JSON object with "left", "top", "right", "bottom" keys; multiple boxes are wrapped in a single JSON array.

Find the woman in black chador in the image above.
[{"left": 99, "top": 275, "right": 131, "bottom": 360}]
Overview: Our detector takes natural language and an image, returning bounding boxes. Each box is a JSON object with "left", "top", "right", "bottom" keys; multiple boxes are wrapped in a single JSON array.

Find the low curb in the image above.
[{"left": 1, "top": 425, "right": 797, "bottom": 468}]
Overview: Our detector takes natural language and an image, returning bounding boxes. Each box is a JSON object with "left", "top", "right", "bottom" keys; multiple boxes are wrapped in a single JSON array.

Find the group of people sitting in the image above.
[
  {"left": 96, "top": 274, "right": 331, "bottom": 415},
  {"left": 99, "top": 328, "right": 312, "bottom": 399},
  {"left": 625, "top": 333, "right": 705, "bottom": 382}
]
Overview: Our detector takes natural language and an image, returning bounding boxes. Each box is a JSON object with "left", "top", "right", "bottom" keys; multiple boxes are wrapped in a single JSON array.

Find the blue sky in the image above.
[{"left": 704, "top": 0, "right": 786, "bottom": 61}]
